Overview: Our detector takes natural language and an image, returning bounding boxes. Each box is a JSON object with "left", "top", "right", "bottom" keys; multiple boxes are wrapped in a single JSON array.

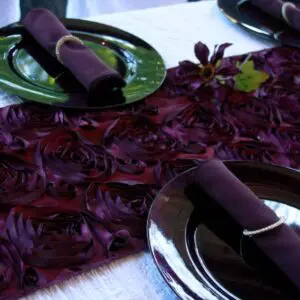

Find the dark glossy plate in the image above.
[
  {"left": 218, "top": 0, "right": 300, "bottom": 47},
  {"left": 0, "top": 19, "right": 166, "bottom": 109},
  {"left": 147, "top": 161, "right": 300, "bottom": 300}
]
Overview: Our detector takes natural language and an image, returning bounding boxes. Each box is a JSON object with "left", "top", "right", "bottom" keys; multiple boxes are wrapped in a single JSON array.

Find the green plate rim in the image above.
[{"left": 0, "top": 19, "right": 167, "bottom": 109}]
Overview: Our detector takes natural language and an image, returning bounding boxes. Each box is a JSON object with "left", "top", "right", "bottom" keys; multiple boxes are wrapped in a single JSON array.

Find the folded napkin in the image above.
[
  {"left": 250, "top": 0, "right": 300, "bottom": 32},
  {"left": 23, "top": 8, "right": 125, "bottom": 97},
  {"left": 185, "top": 160, "right": 300, "bottom": 295}
]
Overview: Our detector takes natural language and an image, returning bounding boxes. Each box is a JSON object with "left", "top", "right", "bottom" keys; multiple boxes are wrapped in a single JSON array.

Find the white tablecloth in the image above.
[{"left": 1, "top": 1, "right": 272, "bottom": 299}]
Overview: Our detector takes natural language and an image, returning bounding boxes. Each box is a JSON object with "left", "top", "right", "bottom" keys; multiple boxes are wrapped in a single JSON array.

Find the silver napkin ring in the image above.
[
  {"left": 282, "top": 2, "right": 296, "bottom": 24},
  {"left": 243, "top": 216, "right": 285, "bottom": 237},
  {"left": 55, "top": 35, "right": 84, "bottom": 64},
  {"left": 240, "top": 216, "right": 285, "bottom": 260}
]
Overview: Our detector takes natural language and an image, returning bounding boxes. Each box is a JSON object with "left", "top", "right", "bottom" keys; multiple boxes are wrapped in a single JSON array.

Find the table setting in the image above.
[{"left": 1, "top": 1, "right": 300, "bottom": 299}]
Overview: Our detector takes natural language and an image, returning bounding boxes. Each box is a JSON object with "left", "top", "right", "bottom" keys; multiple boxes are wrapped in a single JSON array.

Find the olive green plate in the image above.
[{"left": 0, "top": 19, "right": 166, "bottom": 109}]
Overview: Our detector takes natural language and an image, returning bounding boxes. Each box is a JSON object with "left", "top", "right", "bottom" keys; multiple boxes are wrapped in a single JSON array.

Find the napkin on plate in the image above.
[
  {"left": 250, "top": 0, "right": 300, "bottom": 32},
  {"left": 23, "top": 8, "right": 126, "bottom": 97},
  {"left": 185, "top": 160, "right": 300, "bottom": 294}
]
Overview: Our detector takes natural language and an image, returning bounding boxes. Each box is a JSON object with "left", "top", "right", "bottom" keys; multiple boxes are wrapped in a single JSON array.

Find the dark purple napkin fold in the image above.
[
  {"left": 22, "top": 8, "right": 125, "bottom": 96},
  {"left": 250, "top": 0, "right": 300, "bottom": 32},
  {"left": 192, "top": 160, "right": 300, "bottom": 293}
]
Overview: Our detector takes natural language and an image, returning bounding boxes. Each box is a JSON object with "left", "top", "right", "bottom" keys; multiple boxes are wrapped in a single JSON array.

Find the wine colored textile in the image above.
[{"left": 1, "top": 42, "right": 300, "bottom": 299}]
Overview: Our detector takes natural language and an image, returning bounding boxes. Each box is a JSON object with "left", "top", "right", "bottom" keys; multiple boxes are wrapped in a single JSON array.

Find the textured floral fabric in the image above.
[{"left": 0, "top": 43, "right": 299, "bottom": 299}]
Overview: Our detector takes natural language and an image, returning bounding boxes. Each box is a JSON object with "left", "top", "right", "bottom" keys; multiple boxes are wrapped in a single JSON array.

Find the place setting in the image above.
[
  {"left": 218, "top": 0, "right": 300, "bottom": 46},
  {"left": 0, "top": 9, "right": 166, "bottom": 109},
  {"left": 148, "top": 160, "right": 300, "bottom": 300},
  {"left": 1, "top": 1, "right": 300, "bottom": 300}
]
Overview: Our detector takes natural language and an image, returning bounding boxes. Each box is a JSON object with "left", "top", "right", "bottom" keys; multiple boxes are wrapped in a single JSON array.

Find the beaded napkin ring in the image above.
[
  {"left": 282, "top": 2, "right": 296, "bottom": 24},
  {"left": 240, "top": 216, "right": 285, "bottom": 259},
  {"left": 55, "top": 35, "right": 84, "bottom": 64},
  {"left": 243, "top": 216, "right": 286, "bottom": 237}
]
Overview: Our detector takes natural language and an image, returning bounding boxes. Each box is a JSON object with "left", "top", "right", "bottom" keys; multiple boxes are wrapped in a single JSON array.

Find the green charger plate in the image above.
[{"left": 0, "top": 19, "right": 166, "bottom": 109}]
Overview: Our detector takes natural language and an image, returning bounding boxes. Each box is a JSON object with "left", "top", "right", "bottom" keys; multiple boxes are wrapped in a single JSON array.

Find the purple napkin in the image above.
[
  {"left": 22, "top": 8, "right": 125, "bottom": 96},
  {"left": 250, "top": 0, "right": 300, "bottom": 32},
  {"left": 192, "top": 160, "right": 300, "bottom": 293}
]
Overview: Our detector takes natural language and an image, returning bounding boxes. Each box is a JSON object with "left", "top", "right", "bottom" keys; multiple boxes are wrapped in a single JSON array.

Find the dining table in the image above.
[{"left": 0, "top": 1, "right": 275, "bottom": 299}]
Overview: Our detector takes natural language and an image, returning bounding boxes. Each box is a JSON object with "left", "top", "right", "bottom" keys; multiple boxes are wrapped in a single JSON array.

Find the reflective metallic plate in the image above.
[
  {"left": 0, "top": 19, "right": 166, "bottom": 109},
  {"left": 148, "top": 161, "right": 300, "bottom": 299}
]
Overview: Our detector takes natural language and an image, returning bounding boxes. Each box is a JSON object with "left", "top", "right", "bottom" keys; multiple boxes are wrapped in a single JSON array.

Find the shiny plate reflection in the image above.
[
  {"left": 0, "top": 20, "right": 166, "bottom": 109},
  {"left": 147, "top": 161, "right": 300, "bottom": 300}
]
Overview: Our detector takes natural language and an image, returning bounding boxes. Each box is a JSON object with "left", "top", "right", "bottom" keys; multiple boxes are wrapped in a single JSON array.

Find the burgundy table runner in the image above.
[{"left": 1, "top": 42, "right": 300, "bottom": 299}]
